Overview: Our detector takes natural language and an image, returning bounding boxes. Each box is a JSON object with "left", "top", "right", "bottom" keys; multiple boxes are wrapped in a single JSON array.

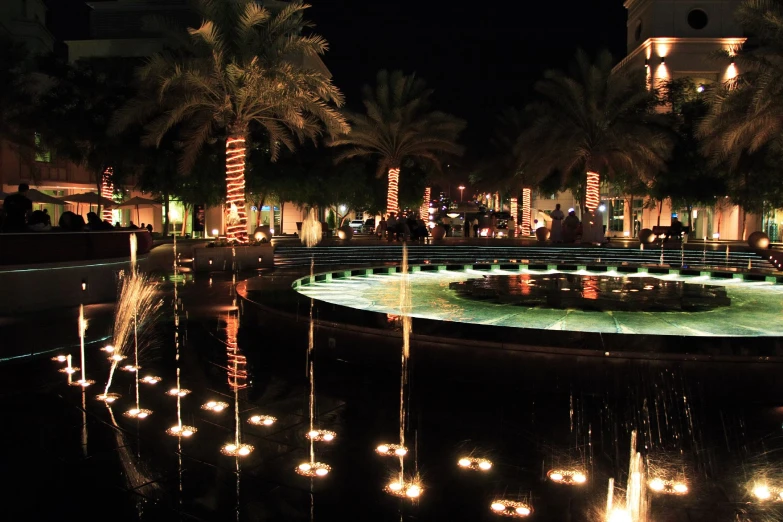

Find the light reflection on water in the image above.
[{"left": 296, "top": 269, "right": 783, "bottom": 337}]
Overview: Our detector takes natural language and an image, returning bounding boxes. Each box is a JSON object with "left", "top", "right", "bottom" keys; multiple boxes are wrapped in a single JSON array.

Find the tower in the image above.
[{"left": 616, "top": 0, "right": 745, "bottom": 87}]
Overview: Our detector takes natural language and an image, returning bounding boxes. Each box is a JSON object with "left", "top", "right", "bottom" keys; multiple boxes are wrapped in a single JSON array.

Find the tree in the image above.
[
  {"left": 521, "top": 49, "right": 673, "bottom": 212},
  {"left": 0, "top": 37, "right": 38, "bottom": 148},
  {"left": 329, "top": 70, "right": 466, "bottom": 216},
  {"left": 699, "top": 0, "right": 783, "bottom": 166},
  {"left": 113, "top": 0, "right": 348, "bottom": 242}
]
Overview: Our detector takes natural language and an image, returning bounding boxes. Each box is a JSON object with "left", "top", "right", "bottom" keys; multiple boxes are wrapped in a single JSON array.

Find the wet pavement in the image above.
[{"left": 2, "top": 245, "right": 783, "bottom": 521}]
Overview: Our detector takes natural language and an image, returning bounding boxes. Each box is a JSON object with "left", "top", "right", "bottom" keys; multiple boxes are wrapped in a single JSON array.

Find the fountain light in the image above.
[
  {"left": 124, "top": 408, "right": 152, "bottom": 419},
  {"left": 167, "top": 425, "right": 197, "bottom": 437},
  {"left": 202, "top": 401, "right": 229, "bottom": 412},
  {"left": 109, "top": 354, "right": 126, "bottom": 362},
  {"left": 547, "top": 469, "right": 587, "bottom": 485},
  {"left": 141, "top": 375, "right": 161, "bottom": 384},
  {"left": 384, "top": 479, "right": 423, "bottom": 499},
  {"left": 607, "top": 508, "right": 632, "bottom": 522},
  {"left": 221, "top": 443, "right": 254, "bottom": 457},
  {"left": 52, "top": 355, "right": 68, "bottom": 362},
  {"left": 648, "top": 477, "right": 688, "bottom": 495},
  {"left": 121, "top": 365, "right": 140, "bottom": 372},
  {"left": 248, "top": 415, "right": 277, "bottom": 426},
  {"left": 59, "top": 366, "right": 79, "bottom": 374},
  {"left": 488, "top": 499, "right": 532, "bottom": 517},
  {"left": 306, "top": 429, "right": 336, "bottom": 442},
  {"left": 95, "top": 393, "right": 121, "bottom": 403},
  {"left": 101, "top": 345, "right": 115, "bottom": 353},
  {"left": 457, "top": 456, "right": 493, "bottom": 471},
  {"left": 70, "top": 379, "right": 94, "bottom": 388},
  {"left": 167, "top": 388, "right": 191, "bottom": 397},
  {"left": 376, "top": 443, "right": 408, "bottom": 457},
  {"left": 295, "top": 461, "right": 331, "bottom": 477},
  {"left": 753, "top": 484, "right": 772, "bottom": 500}
]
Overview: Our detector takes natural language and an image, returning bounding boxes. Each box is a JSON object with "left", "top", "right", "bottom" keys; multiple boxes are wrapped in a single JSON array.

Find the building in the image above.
[{"left": 0, "top": 0, "right": 55, "bottom": 55}]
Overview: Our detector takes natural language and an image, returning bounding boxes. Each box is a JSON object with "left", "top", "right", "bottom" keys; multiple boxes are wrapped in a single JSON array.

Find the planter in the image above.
[
  {"left": 431, "top": 225, "right": 446, "bottom": 240},
  {"left": 748, "top": 231, "right": 770, "bottom": 249},
  {"left": 193, "top": 244, "right": 274, "bottom": 271},
  {"left": 337, "top": 226, "right": 353, "bottom": 240},
  {"left": 535, "top": 227, "right": 550, "bottom": 242}
]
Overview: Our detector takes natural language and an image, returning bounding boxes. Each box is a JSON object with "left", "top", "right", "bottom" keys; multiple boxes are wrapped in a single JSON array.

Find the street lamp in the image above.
[{"left": 458, "top": 185, "right": 465, "bottom": 202}]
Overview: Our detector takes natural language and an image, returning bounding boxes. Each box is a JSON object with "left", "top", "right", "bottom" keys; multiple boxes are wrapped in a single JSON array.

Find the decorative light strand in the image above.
[
  {"left": 420, "top": 187, "right": 431, "bottom": 218},
  {"left": 225, "top": 136, "right": 248, "bottom": 243},
  {"left": 386, "top": 167, "right": 400, "bottom": 216},
  {"left": 101, "top": 167, "right": 114, "bottom": 222},
  {"left": 585, "top": 171, "right": 600, "bottom": 211},
  {"left": 521, "top": 188, "right": 531, "bottom": 235},
  {"left": 510, "top": 198, "right": 518, "bottom": 237}
]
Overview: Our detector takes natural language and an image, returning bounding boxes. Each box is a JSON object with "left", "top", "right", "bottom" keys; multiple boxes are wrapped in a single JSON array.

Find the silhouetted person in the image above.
[
  {"left": 42, "top": 208, "right": 51, "bottom": 227},
  {"left": 28, "top": 210, "right": 51, "bottom": 231},
  {"left": 3, "top": 183, "right": 32, "bottom": 232},
  {"left": 146, "top": 223, "right": 153, "bottom": 233},
  {"left": 59, "top": 211, "right": 86, "bottom": 232},
  {"left": 87, "top": 212, "right": 112, "bottom": 230},
  {"left": 666, "top": 216, "right": 684, "bottom": 242},
  {"left": 563, "top": 210, "right": 580, "bottom": 243},
  {"left": 128, "top": 221, "right": 139, "bottom": 230}
]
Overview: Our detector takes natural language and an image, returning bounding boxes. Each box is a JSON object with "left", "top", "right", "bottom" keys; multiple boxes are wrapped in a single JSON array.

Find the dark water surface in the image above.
[{"left": 2, "top": 269, "right": 783, "bottom": 522}]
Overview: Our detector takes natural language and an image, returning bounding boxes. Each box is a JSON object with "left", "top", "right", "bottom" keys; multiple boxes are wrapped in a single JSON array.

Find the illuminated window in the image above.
[{"left": 34, "top": 133, "right": 51, "bottom": 163}]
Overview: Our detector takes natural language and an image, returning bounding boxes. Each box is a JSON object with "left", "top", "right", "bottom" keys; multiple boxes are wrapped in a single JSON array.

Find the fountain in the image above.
[
  {"left": 70, "top": 304, "right": 93, "bottom": 388},
  {"left": 220, "top": 311, "right": 253, "bottom": 457},
  {"left": 605, "top": 431, "right": 649, "bottom": 522}
]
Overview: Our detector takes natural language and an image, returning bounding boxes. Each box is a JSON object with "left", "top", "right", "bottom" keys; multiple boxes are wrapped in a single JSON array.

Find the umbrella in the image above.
[
  {"left": 26, "top": 189, "right": 67, "bottom": 205},
  {"left": 116, "top": 196, "right": 161, "bottom": 225},
  {"left": 58, "top": 192, "right": 115, "bottom": 207}
]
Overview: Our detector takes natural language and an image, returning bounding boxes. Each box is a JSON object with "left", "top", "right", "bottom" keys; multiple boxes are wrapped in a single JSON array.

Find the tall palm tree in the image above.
[
  {"left": 329, "top": 70, "right": 465, "bottom": 216},
  {"left": 113, "top": 1, "right": 348, "bottom": 242},
  {"left": 521, "top": 49, "right": 672, "bottom": 211},
  {"left": 699, "top": 0, "right": 783, "bottom": 167}
]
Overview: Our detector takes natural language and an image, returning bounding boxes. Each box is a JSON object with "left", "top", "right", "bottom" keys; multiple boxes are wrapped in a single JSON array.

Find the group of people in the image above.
[
  {"left": 375, "top": 212, "right": 429, "bottom": 242},
  {"left": 1, "top": 183, "right": 153, "bottom": 234},
  {"left": 548, "top": 203, "right": 584, "bottom": 243}
]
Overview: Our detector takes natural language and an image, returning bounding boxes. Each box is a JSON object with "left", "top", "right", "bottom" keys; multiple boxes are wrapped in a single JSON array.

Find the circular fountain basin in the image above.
[{"left": 294, "top": 266, "right": 783, "bottom": 337}]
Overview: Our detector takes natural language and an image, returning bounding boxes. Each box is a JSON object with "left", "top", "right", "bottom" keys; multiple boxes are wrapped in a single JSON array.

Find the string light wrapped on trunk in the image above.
[
  {"left": 420, "top": 187, "right": 431, "bottom": 218},
  {"left": 521, "top": 188, "right": 531, "bottom": 234},
  {"left": 225, "top": 137, "right": 248, "bottom": 242},
  {"left": 387, "top": 167, "right": 400, "bottom": 215},
  {"left": 585, "top": 171, "right": 600, "bottom": 211},
  {"left": 101, "top": 167, "right": 114, "bottom": 222}
]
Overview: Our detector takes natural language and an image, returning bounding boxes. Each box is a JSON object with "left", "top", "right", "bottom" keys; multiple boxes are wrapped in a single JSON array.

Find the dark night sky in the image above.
[{"left": 45, "top": 0, "right": 628, "bottom": 145}]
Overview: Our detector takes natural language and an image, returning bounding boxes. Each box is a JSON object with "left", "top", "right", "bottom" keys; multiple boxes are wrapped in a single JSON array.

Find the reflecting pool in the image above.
[{"left": 295, "top": 268, "right": 783, "bottom": 337}]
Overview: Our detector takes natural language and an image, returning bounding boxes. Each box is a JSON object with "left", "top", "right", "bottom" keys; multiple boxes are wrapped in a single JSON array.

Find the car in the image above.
[
  {"left": 362, "top": 218, "right": 376, "bottom": 234},
  {"left": 349, "top": 219, "right": 364, "bottom": 232}
]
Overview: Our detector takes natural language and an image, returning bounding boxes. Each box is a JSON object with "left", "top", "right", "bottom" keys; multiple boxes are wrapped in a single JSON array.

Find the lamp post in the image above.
[{"left": 458, "top": 185, "right": 465, "bottom": 202}]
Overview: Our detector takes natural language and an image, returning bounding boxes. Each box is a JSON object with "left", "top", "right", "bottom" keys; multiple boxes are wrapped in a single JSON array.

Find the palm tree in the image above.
[
  {"left": 521, "top": 49, "right": 672, "bottom": 212},
  {"left": 113, "top": 1, "right": 348, "bottom": 242},
  {"left": 329, "top": 70, "right": 465, "bottom": 216},
  {"left": 699, "top": 0, "right": 783, "bottom": 167}
]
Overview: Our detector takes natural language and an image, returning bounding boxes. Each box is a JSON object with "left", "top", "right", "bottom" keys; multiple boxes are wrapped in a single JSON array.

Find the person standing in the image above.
[
  {"left": 2, "top": 183, "right": 33, "bottom": 232},
  {"left": 550, "top": 203, "right": 565, "bottom": 242}
]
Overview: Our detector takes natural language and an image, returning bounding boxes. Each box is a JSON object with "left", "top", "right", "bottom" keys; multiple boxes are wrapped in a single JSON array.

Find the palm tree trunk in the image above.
[
  {"left": 657, "top": 200, "right": 663, "bottom": 226},
  {"left": 225, "top": 134, "right": 248, "bottom": 242},
  {"left": 585, "top": 171, "right": 600, "bottom": 211},
  {"left": 386, "top": 166, "right": 400, "bottom": 216},
  {"left": 163, "top": 190, "right": 170, "bottom": 236},
  {"left": 279, "top": 200, "right": 285, "bottom": 236}
]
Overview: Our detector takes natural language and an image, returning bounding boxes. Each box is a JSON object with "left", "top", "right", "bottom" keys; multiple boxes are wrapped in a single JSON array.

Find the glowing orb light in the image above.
[
  {"left": 221, "top": 443, "right": 254, "bottom": 457},
  {"left": 69, "top": 379, "right": 94, "bottom": 387},
  {"left": 385, "top": 479, "right": 423, "bottom": 499},
  {"left": 306, "top": 429, "right": 336, "bottom": 442},
  {"left": 124, "top": 408, "right": 152, "bottom": 419},
  {"left": 166, "top": 425, "right": 197, "bottom": 437},
  {"left": 121, "top": 365, "right": 140, "bottom": 372},
  {"left": 295, "top": 461, "right": 331, "bottom": 477},
  {"left": 95, "top": 393, "right": 121, "bottom": 403},
  {"left": 52, "top": 355, "right": 68, "bottom": 362},
  {"left": 141, "top": 375, "right": 161, "bottom": 385},
  {"left": 648, "top": 477, "right": 688, "bottom": 495},
  {"left": 547, "top": 469, "right": 587, "bottom": 485},
  {"left": 457, "top": 456, "right": 493, "bottom": 471},
  {"left": 248, "top": 415, "right": 277, "bottom": 426},
  {"left": 167, "top": 388, "right": 191, "bottom": 397},
  {"left": 607, "top": 508, "right": 632, "bottom": 522},
  {"left": 376, "top": 443, "right": 408, "bottom": 457},
  {"left": 201, "top": 401, "right": 229, "bottom": 412},
  {"left": 488, "top": 499, "right": 532, "bottom": 517},
  {"left": 754, "top": 485, "right": 772, "bottom": 500}
]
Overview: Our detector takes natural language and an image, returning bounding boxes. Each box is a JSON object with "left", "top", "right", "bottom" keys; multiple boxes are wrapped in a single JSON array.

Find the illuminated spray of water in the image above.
[
  {"left": 71, "top": 304, "right": 93, "bottom": 387},
  {"left": 300, "top": 208, "right": 322, "bottom": 248},
  {"left": 605, "top": 430, "right": 649, "bottom": 522}
]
